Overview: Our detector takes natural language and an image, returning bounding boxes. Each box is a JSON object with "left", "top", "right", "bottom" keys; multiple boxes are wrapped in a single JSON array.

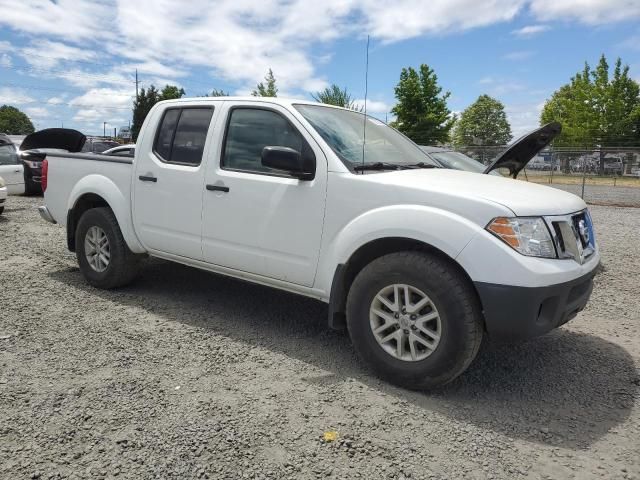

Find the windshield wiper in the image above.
[
  {"left": 353, "top": 162, "right": 412, "bottom": 171},
  {"left": 405, "top": 162, "right": 440, "bottom": 169}
]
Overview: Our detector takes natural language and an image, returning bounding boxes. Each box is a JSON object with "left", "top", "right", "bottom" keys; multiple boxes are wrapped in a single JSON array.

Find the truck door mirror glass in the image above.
[{"left": 261, "top": 146, "right": 313, "bottom": 180}]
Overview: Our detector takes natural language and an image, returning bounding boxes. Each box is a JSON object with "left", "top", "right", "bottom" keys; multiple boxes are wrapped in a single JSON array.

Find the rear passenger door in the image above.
[{"left": 133, "top": 105, "right": 216, "bottom": 260}]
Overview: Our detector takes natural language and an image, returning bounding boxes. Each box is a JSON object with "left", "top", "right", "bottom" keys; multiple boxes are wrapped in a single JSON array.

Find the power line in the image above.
[
  {"left": 15, "top": 99, "right": 131, "bottom": 111},
  {"left": 0, "top": 81, "right": 134, "bottom": 97}
]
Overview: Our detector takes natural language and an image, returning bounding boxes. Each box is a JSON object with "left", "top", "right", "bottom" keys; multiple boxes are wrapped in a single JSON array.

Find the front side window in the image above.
[
  {"left": 222, "top": 108, "right": 313, "bottom": 175},
  {"left": 0, "top": 144, "right": 18, "bottom": 165},
  {"left": 294, "top": 104, "right": 437, "bottom": 169},
  {"left": 153, "top": 107, "right": 213, "bottom": 166}
]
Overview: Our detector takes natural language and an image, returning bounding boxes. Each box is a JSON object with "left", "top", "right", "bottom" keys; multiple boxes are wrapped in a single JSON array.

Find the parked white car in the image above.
[
  {"left": 0, "top": 134, "right": 25, "bottom": 195},
  {"left": 102, "top": 144, "right": 135, "bottom": 157},
  {"left": 33, "top": 98, "right": 598, "bottom": 389},
  {"left": 0, "top": 176, "right": 7, "bottom": 214}
]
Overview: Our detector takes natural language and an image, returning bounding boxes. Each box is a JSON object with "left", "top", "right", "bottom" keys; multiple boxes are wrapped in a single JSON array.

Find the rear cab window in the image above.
[{"left": 153, "top": 107, "right": 214, "bottom": 166}]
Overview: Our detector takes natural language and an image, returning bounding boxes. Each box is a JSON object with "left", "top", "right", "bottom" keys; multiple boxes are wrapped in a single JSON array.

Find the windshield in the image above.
[
  {"left": 294, "top": 104, "right": 436, "bottom": 169},
  {"left": 428, "top": 151, "right": 486, "bottom": 173}
]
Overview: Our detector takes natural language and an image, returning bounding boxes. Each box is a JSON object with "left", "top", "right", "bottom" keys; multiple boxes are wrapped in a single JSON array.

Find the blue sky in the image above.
[{"left": 0, "top": 0, "right": 639, "bottom": 137}]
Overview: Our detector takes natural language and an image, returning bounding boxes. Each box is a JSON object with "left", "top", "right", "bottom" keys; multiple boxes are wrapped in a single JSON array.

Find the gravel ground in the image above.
[
  {"left": 534, "top": 183, "right": 640, "bottom": 207},
  {"left": 1, "top": 195, "right": 639, "bottom": 480}
]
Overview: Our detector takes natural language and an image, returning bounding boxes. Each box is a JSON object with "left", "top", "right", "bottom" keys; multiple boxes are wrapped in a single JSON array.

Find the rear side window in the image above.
[{"left": 153, "top": 107, "right": 213, "bottom": 166}]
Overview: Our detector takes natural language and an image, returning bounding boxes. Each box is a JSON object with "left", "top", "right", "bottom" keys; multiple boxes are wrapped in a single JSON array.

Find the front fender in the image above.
[
  {"left": 315, "top": 205, "right": 487, "bottom": 295},
  {"left": 68, "top": 175, "right": 145, "bottom": 253}
]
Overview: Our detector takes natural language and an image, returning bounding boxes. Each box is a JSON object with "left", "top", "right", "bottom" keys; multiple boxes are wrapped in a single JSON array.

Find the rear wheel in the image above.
[
  {"left": 0, "top": 206, "right": 4, "bottom": 215},
  {"left": 346, "top": 251, "right": 483, "bottom": 390},
  {"left": 76, "top": 207, "right": 139, "bottom": 289}
]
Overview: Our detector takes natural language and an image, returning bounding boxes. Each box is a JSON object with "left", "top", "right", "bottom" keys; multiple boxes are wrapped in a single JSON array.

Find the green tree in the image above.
[
  {"left": 206, "top": 89, "right": 229, "bottom": 97},
  {"left": 131, "top": 84, "right": 185, "bottom": 140},
  {"left": 541, "top": 55, "right": 640, "bottom": 149},
  {"left": 132, "top": 86, "right": 159, "bottom": 140},
  {"left": 252, "top": 69, "right": 278, "bottom": 97},
  {"left": 312, "top": 84, "right": 361, "bottom": 110},
  {"left": 0, "top": 105, "right": 35, "bottom": 135},
  {"left": 159, "top": 85, "right": 185, "bottom": 100},
  {"left": 452, "top": 95, "right": 512, "bottom": 146},
  {"left": 391, "top": 64, "right": 455, "bottom": 145}
]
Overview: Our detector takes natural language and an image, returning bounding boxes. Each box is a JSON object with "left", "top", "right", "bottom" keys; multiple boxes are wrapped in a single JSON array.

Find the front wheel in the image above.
[
  {"left": 346, "top": 251, "right": 483, "bottom": 390},
  {"left": 75, "top": 207, "right": 139, "bottom": 289}
]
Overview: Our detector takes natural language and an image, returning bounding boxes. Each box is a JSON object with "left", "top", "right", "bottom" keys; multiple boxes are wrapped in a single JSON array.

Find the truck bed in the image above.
[{"left": 43, "top": 152, "right": 133, "bottom": 228}]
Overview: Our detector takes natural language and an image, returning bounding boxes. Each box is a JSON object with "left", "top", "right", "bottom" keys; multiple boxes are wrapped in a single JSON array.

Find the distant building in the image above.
[{"left": 119, "top": 126, "right": 132, "bottom": 140}]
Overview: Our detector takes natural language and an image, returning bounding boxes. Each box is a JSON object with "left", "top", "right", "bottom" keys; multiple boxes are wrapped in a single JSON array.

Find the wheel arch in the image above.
[
  {"left": 66, "top": 176, "right": 144, "bottom": 254},
  {"left": 328, "top": 236, "right": 482, "bottom": 331}
]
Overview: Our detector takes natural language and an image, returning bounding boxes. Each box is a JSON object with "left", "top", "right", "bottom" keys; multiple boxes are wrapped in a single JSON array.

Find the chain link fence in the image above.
[{"left": 454, "top": 146, "right": 640, "bottom": 207}]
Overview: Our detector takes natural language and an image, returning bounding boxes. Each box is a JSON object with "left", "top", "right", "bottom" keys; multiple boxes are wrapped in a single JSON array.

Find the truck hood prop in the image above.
[
  {"left": 20, "top": 128, "right": 86, "bottom": 153},
  {"left": 483, "top": 122, "right": 561, "bottom": 178}
]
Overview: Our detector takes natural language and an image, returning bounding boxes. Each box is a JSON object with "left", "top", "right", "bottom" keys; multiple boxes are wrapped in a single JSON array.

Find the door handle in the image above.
[
  {"left": 206, "top": 184, "right": 229, "bottom": 193},
  {"left": 138, "top": 175, "right": 157, "bottom": 183}
]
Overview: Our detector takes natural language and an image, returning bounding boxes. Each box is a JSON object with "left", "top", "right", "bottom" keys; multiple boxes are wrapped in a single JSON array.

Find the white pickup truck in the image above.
[{"left": 34, "top": 98, "right": 599, "bottom": 389}]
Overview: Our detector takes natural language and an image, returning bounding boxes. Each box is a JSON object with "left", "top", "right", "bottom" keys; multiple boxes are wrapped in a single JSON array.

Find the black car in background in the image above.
[{"left": 21, "top": 149, "right": 45, "bottom": 194}]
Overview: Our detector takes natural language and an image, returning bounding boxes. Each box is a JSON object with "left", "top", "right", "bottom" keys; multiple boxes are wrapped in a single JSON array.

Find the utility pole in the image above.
[
  {"left": 135, "top": 69, "right": 140, "bottom": 99},
  {"left": 103, "top": 122, "right": 106, "bottom": 137}
]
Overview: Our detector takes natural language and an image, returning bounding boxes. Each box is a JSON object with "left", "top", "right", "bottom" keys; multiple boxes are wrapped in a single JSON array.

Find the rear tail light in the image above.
[{"left": 42, "top": 158, "right": 48, "bottom": 193}]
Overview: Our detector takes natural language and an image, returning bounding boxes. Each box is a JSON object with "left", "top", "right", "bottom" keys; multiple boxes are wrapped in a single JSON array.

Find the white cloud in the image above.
[
  {"left": 47, "top": 97, "right": 66, "bottom": 105},
  {"left": 20, "top": 40, "right": 97, "bottom": 69},
  {"left": 0, "top": 87, "right": 36, "bottom": 105},
  {"left": 354, "top": 98, "right": 391, "bottom": 114},
  {"left": 2, "top": 0, "right": 639, "bottom": 133},
  {"left": 511, "top": 24, "right": 550, "bottom": 37},
  {"left": 0, "top": 54, "right": 11, "bottom": 67},
  {"left": 359, "top": 0, "right": 526, "bottom": 42},
  {"left": 505, "top": 101, "right": 544, "bottom": 138},
  {"left": 0, "top": 0, "right": 111, "bottom": 41},
  {"left": 529, "top": 0, "right": 640, "bottom": 24},
  {"left": 619, "top": 34, "right": 640, "bottom": 51},
  {"left": 25, "top": 107, "right": 49, "bottom": 118},
  {"left": 477, "top": 76, "right": 526, "bottom": 96},
  {"left": 69, "top": 88, "right": 133, "bottom": 126},
  {"left": 502, "top": 50, "right": 535, "bottom": 61}
]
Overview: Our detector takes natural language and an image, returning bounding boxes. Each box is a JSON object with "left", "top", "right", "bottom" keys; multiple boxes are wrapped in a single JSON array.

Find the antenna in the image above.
[{"left": 361, "top": 35, "right": 370, "bottom": 174}]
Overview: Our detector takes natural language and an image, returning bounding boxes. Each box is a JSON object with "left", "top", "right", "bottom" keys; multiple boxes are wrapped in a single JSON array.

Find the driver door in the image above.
[{"left": 201, "top": 102, "right": 327, "bottom": 287}]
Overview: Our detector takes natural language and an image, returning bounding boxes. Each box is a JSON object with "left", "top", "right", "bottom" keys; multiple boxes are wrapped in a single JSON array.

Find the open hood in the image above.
[
  {"left": 20, "top": 128, "right": 86, "bottom": 153},
  {"left": 483, "top": 122, "right": 561, "bottom": 178}
]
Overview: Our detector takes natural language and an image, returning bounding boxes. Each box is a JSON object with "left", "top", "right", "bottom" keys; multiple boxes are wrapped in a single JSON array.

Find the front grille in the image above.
[{"left": 544, "top": 210, "right": 595, "bottom": 264}]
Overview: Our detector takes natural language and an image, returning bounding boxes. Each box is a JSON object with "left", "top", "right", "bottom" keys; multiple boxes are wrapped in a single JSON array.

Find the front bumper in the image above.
[{"left": 475, "top": 267, "right": 597, "bottom": 341}]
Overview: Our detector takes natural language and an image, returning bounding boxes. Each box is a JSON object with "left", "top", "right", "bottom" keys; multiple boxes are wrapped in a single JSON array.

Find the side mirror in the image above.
[{"left": 261, "top": 146, "right": 314, "bottom": 180}]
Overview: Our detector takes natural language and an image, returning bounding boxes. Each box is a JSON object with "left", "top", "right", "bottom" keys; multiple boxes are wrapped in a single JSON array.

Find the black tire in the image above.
[
  {"left": 75, "top": 207, "right": 139, "bottom": 289},
  {"left": 0, "top": 206, "right": 4, "bottom": 215},
  {"left": 346, "top": 251, "right": 483, "bottom": 390}
]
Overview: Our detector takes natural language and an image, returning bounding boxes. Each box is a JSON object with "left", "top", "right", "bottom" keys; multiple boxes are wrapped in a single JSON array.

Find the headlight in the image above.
[
  {"left": 0, "top": 177, "right": 5, "bottom": 188},
  {"left": 487, "top": 217, "right": 556, "bottom": 258}
]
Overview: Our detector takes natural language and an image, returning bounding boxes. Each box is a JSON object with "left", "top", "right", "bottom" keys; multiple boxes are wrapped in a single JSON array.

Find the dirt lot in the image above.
[{"left": 1, "top": 195, "right": 639, "bottom": 480}]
